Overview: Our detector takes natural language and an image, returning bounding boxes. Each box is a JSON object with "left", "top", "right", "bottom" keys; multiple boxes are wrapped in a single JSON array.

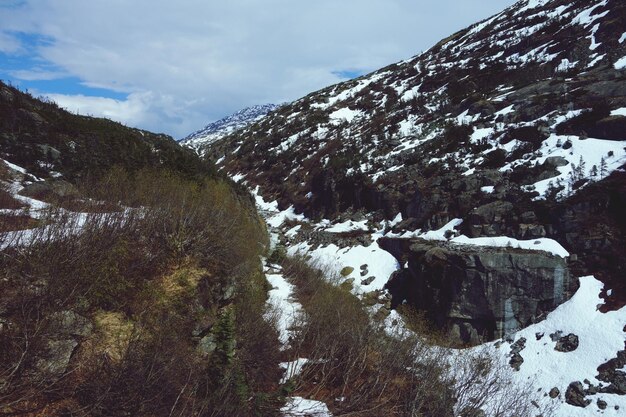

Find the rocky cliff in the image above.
[{"left": 381, "top": 238, "right": 574, "bottom": 344}]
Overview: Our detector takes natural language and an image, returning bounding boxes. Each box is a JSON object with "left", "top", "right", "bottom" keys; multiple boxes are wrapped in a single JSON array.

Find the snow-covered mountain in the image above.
[
  {"left": 202, "top": 0, "right": 626, "bottom": 415},
  {"left": 180, "top": 104, "right": 280, "bottom": 152},
  {"left": 204, "top": 0, "right": 626, "bottom": 296}
]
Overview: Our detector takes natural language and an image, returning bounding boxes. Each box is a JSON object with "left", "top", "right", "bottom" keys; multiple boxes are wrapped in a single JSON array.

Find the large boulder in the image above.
[{"left": 381, "top": 238, "right": 575, "bottom": 344}]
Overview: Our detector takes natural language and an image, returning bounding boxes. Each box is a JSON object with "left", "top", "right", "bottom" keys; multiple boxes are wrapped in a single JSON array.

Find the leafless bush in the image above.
[
  {"left": 280, "top": 256, "right": 550, "bottom": 417},
  {"left": 0, "top": 168, "right": 275, "bottom": 416}
]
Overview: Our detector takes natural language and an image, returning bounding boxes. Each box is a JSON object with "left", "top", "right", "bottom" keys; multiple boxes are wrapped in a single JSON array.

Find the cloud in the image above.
[
  {"left": 0, "top": 32, "right": 24, "bottom": 54},
  {"left": 0, "top": 0, "right": 516, "bottom": 138},
  {"left": 9, "top": 67, "right": 68, "bottom": 81}
]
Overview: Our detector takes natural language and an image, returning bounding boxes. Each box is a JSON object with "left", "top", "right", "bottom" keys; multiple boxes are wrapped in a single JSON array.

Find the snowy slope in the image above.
[
  {"left": 208, "top": 0, "right": 626, "bottom": 208},
  {"left": 219, "top": 2, "right": 626, "bottom": 415},
  {"left": 180, "top": 104, "right": 280, "bottom": 152},
  {"left": 470, "top": 276, "right": 626, "bottom": 417}
]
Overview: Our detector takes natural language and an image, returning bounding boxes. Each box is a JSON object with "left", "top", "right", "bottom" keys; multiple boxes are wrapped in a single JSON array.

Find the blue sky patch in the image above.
[{"left": 0, "top": 31, "right": 127, "bottom": 100}]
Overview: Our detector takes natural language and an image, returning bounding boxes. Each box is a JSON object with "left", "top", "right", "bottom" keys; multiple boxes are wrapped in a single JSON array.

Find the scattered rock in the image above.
[
  {"left": 565, "top": 381, "right": 591, "bottom": 407},
  {"left": 597, "top": 348, "right": 626, "bottom": 395},
  {"left": 361, "top": 276, "right": 376, "bottom": 286},
  {"left": 554, "top": 333, "right": 579, "bottom": 352},
  {"left": 340, "top": 266, "right": 354, "bottom": 277},
  {"left": 535, "top": 332, "right": 544, "bottom": 340},
  {"left": 549, "top": 387, "right": 560, "bottom": 398},
  {"left": 597, "top": 399, "right": 607, "bottom": 410},
  {"left": 509, "top": 337, "right": 526, "bottom": 371}
]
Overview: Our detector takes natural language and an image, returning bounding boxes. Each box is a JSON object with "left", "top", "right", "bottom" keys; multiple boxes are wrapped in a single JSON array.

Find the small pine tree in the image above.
[
  {"left": 590, "top": 164, "right": 598, "bottom": 180},
  {"left": 600, "top": 156, "right": 608, "bottom": 179},
  {"left": 577, "top": 156, "right": 586, "bottom": 181}
]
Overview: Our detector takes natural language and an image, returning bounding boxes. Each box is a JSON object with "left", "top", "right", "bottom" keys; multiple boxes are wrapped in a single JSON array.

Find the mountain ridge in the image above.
[{"left": 180, "top": 103, "right": 280, "bottom": 152}]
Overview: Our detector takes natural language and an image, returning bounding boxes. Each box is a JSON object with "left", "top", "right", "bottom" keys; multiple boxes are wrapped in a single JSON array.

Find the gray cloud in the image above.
[{"left": 0, "top": 0, "right": 516, "bottom": 137}]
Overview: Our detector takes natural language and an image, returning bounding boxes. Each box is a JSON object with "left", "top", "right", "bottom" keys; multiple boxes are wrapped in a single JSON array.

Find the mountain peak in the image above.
[{"left": 180, "top": 104, "right": 281, "bottom": 151}]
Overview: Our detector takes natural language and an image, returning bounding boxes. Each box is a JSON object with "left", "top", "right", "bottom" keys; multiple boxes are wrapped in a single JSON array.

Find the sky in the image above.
[{"left": 0, "top": 0, "right": 516, "bottom": 139}]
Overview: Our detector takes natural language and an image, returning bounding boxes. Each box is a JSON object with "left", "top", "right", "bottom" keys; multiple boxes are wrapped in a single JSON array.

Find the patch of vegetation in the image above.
[
  {"left": 0, "top": 168, "right": 281, "bottom": 417},
  {"left": 279, "top": 257, "right": 543, "bottom": 417}
]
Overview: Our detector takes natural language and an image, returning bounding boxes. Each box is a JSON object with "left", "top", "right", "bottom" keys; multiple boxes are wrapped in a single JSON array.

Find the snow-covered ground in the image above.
[
  {"left": 251, "top": 184, "right": 625, "bottom": 417},
  {"left": 469, "top": 276, "right": 626, "bottom": 417},
  {"left": 265, "top": 266, "right": 303, "bottom": 349},
  {"left": 281, "top": 397, "right": 332, "bottom": 417}
]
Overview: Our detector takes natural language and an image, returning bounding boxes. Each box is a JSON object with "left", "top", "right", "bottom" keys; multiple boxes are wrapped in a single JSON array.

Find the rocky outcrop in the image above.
[{"left": 381, "top": 237, "right": 574, "bottom": 344}]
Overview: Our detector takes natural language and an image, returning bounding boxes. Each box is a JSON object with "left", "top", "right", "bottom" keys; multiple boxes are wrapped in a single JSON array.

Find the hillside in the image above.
[
  {"left": 203, "top": 0, "right": 626, "bottom": 308},
  {"left": 0, "top": 81, "right": 213, "bottom": 181},
  {"left": 0, "top": 81, "right": 548, "bottom": 417},
  {"left": 0, "top": 83, "right": 281, "bottom": 416},
  {"left": 197, "top": 0, "right": 626, "bottom": 415}
]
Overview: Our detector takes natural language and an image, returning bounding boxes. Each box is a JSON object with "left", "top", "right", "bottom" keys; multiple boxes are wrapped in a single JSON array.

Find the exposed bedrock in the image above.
[{"left": 380, "top": 237, "right": 576, "bottom": 345}]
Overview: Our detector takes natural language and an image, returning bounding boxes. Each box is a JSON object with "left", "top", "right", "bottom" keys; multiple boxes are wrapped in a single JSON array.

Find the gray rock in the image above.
[
  {"left": 509, "top": 337, "right": 526, "bottom": 371},
  {"left": 565, "top": 381, "right": 591, "bottom": 408},
  {"left": 543, "top": 156, "right": 569, "bottom": 167},
  {"left": 19, "top": 180, "right": 79, "bottom": 199},
  {"left": 549, "top": 331, "right": 563, "bottom": 342},
  {"left": 37, "top": 144, "right": 61, "bottom": 160},
  {"left": 469, "top": 201, "right": 513, "bottom": 224},
  {"left": 198, "top": 334, "right": 216, "bottom": 355},
  {"left": 37, "top": 339, "right": 78, "bottom": 376},
  {"left": 361, "top": 276, "right": 376, "bottom": 286},
  {"left": 49, "top": 311, "right": 93, "bottom": 338},
  {"left": 554, "top": 333, "right": 579, "bottom": 352},
  {"left": 549, "top": 387, "right": 560, "bottom": 398},
  {"left": 381, "top": 237, "right": 574, "bottom": 345},
  {"left": 597, "top": 399, "right": 607, "bottom": 410}
]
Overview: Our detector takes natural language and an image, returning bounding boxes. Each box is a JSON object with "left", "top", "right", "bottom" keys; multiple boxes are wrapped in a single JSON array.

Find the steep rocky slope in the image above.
[
  {"left": 0, "top": 85, "right": 281, "bottom": 416},
  {"left": 181, "top": 104, "right": 280, "bottom": 153},
  {"left": 203, "top": 0, "right": 626, "bottom": 328}
]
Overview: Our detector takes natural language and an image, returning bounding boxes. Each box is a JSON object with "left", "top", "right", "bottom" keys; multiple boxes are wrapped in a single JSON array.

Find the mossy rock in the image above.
[
  {"left": 340, "top": 266, "right": 354, "bottom": 277},
  {"left": 340, "top": 278, "right": 355, "bottom": 292}
]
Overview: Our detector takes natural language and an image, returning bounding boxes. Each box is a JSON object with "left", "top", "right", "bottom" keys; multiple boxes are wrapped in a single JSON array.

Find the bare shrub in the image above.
[
  {"left": 280, "top": 256, "right": 551, "bottom": 417},
  {"left": 0, "top": 168, "right": 276, "bottom": 416}
]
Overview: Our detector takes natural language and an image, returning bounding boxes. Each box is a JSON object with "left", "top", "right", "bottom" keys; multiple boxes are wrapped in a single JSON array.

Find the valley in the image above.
[{"left": 1, "top": 0, "right": 625, "bottom": 416}]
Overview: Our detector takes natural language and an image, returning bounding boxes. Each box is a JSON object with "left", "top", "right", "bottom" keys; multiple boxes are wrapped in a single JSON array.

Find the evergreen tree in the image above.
[
  {"left": 577, "top": 156, "right": 586, "bottom": 181},
  {"left": 600, "top": 156, "right": 608, "bottom": 179},
  {"left": 589, "top": 164, "right": 598, "bottom": 180}
]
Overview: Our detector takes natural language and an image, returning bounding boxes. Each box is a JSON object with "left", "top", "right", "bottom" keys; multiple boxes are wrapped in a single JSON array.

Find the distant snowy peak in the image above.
[{"left": 181, "top": 104, "right": 280, "bottom": 151}]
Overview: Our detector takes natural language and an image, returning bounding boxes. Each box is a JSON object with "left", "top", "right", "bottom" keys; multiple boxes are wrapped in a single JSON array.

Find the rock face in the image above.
[
  {"left": 381, "top": 238, "right": 574, "bottom": 344},
  {"left": 554, "top": 333, "right": 579, "bottom": 352},
  {"left": 565, "top": 381, "right": 591, "bottom": 408}
]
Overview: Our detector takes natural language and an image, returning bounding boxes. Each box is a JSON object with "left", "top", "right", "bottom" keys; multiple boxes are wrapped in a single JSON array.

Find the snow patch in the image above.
[
  {"left": 470, "top": 276, "right": 626, "bottom": 417},
  {"left": 266, "top": 272, "right": 303, "bottom": 348},
  {"left": 451, "top": 235, "right": 569, "bottom": 258},
  {"left": 614, "top": 55, "right": 626, "bottom": 70},
  {"left": 281, "top": 397, "right": 332, "bottom": 417}
]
